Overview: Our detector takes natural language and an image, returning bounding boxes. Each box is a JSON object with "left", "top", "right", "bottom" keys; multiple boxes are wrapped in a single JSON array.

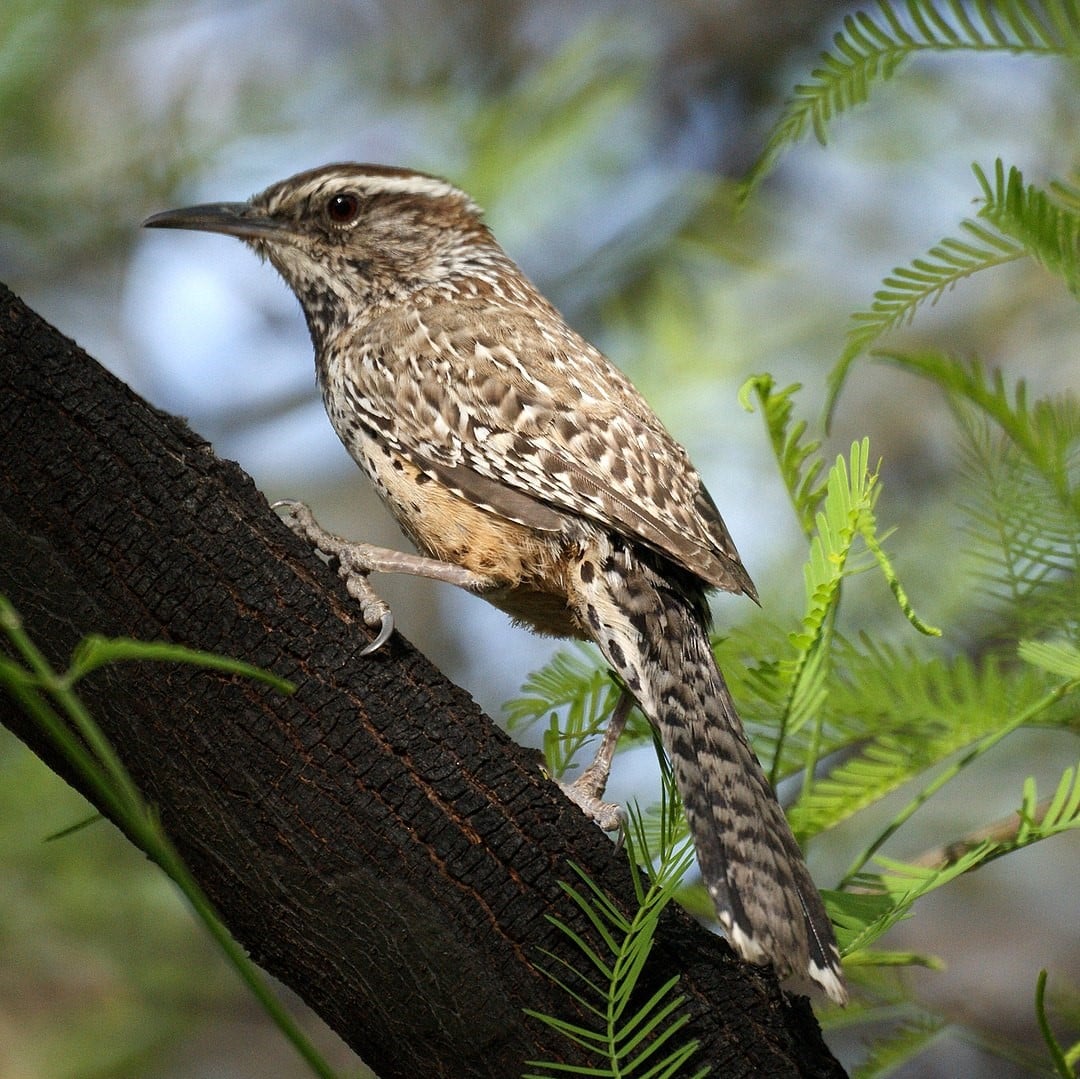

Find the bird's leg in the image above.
[
  {"left": 273, "top": 500, "right": 499, "bottom": 654},
  {"left": 280, "top": 500, "right": 633, "bottom": 830},
  {"left": 559, "top": 689, "right": 634, "bottom": 833}
]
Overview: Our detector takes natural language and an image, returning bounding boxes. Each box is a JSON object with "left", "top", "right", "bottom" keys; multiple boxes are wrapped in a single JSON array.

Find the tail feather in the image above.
[{"left": 571, "top": 539, "right": 846, "bottom": 1004}]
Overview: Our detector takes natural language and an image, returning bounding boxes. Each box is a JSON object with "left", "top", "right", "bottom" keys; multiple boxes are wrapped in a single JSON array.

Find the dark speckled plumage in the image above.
[{"left": 145, "top": 163, "right": 846, "bottom": 1003}]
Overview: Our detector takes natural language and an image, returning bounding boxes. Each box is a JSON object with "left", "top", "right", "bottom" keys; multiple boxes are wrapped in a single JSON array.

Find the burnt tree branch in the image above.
[{"left": 0, "top": 283, "right": 845, "bottom": 1079}]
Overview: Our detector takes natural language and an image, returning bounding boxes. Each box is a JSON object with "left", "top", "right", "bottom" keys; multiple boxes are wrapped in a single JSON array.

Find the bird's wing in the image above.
[{"left": 339, "top": 301, "right": 755, "bottom": 598}]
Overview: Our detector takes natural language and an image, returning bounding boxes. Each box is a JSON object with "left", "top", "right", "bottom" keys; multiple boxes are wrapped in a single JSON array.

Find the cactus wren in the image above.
[{"left": 144, "top": 163, "right": 846, "bottom": 1003}]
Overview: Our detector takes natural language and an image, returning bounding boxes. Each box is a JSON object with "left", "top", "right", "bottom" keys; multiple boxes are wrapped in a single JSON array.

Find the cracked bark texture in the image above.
[{"left": 0, "top": 283, "right": 846, "bottom": 1079}]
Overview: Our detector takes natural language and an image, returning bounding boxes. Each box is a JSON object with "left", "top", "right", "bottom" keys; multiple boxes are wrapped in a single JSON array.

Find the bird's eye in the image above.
[{"left": 326, "top": 192, "right": 361, "bottom": 226}]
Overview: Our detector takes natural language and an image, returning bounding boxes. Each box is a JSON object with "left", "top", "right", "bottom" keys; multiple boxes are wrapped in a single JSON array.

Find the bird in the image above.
[{"left": 144, "top": 163, "right": 846, "bottom": 1004}]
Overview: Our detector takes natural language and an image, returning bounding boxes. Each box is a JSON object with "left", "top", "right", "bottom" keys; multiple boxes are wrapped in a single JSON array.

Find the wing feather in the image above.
[{"left": 339, "top": 301, "right": 756, "bottom": 598}]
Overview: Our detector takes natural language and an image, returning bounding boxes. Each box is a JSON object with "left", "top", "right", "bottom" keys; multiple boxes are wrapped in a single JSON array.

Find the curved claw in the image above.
[
  {"left": 270, "top": 498, "right": 393, "bottom": 656},
  {"left": 271, "top": 498, "right": 303, "bottom": 520},
  {"left": 360, "top": 610, "right": 395, "bottom": 655},
  {"left": 611, "top": 820, "right": 627, "bottom": 854},
  {"left": 270, "top": 498, "right": 303, "bottom": 528}
]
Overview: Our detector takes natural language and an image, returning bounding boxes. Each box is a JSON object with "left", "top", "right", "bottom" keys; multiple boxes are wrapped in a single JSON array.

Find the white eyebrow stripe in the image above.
[
  {"left": 355, "top": 173, "right": 465, "bottom": 201},
  {"left": 259, "top": 165, "right": 483, "bottom": 216}
]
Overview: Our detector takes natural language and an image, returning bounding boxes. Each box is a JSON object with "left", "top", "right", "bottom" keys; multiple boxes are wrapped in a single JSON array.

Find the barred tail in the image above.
[{"left": 571, "top": 541, "right": 847, "bottom": 1004}]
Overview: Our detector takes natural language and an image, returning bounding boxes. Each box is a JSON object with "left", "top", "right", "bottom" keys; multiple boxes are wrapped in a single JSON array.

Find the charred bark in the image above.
[{"left": 0, "top": 283, "right": 845, "bottom": 1078}]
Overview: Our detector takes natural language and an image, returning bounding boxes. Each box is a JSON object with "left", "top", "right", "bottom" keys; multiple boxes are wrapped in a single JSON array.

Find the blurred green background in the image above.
[{"left": 2, "top": 2, "right": 1079, "bottom": 1076}]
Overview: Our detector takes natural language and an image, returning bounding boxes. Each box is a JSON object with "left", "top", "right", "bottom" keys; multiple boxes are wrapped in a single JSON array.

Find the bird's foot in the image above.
[
  {"left": 559, "top": 772, "right": 625, "bottom": 834},
  {"left": 273, "top": 499, "right": 394, "bottom": 654},
  {"left": 556, "top": 690, "right": 635, "bottom": 836}
]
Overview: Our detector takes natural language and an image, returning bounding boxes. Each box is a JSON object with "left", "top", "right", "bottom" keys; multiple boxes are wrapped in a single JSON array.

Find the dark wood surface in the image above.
[{"left": 0, "top": 282, "right": 845, "bottom": 1078}]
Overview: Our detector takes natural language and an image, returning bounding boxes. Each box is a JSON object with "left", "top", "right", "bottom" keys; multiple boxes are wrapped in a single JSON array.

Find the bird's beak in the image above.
[{"left": 142, "top": 202, "right": 285, "bottom": 240}]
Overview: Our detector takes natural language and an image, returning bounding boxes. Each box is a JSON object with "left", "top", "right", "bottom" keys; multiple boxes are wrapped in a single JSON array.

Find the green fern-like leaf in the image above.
[
  {"left": 827, "top": 224, "right": 1025, "bottom": 418},
  {"left": 1021, "top": 765, "right": 1080, "bottom": 843},
  {"left": 845, "top": 842, "right": 1000, "bottom": 954},
  {"left": 505, "top": 645, "right": 612, "bottom": 731},
  {"left": 776, "top": 440, "right": 939, "bottom": 789},
  {"left": 788, "top": 642, "right": 1050, "bottom": 838},
  {"left": 739, "top": 374, "right": 827, "bottom": 537},
  {"left": 836, "top": 662, "right": 1075, "bottom": 883},
  {"left": 1020, "top": 639, "right": 1080, "bottom": 680},
  {"left": 839, "top": 761, "right": 1080, "bottom": 962},
  {"left": 869, "top": 348, "right": 1080, "bottom": 480},
  {"left": 740, "top": 0, "right": 1080, "bottom": 202},
  {"left": 505, "top": 646, "right": 629, "bottom": 779},
  {"left": 828, "top": 160, "right": 1080, "bottom": 420},
  {"left": 524, "top": 787, "right": 706, "bottom": 1079},
  {"left": 957, "top": 410, "right": 1080, "bottom": 634},
  {"left": 768, "top": 443, "right": 878, "bottom": 784},
  {"left": 846, "top": 348, "right": 1080, "bottom": 638},
  {"left": 974, "top": 158, "right": 1080, "bottom": 295}
]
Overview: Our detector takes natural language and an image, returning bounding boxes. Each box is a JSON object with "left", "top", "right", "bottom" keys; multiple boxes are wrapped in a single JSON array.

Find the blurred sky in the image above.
[{"left": 3, "top": 3, "right": 1080, "bottom": 1077}]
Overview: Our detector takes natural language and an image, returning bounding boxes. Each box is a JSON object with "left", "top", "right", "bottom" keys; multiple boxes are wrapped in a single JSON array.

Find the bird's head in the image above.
[{"left": 144, "top": 163, "right": 502, "bottom": 347}]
